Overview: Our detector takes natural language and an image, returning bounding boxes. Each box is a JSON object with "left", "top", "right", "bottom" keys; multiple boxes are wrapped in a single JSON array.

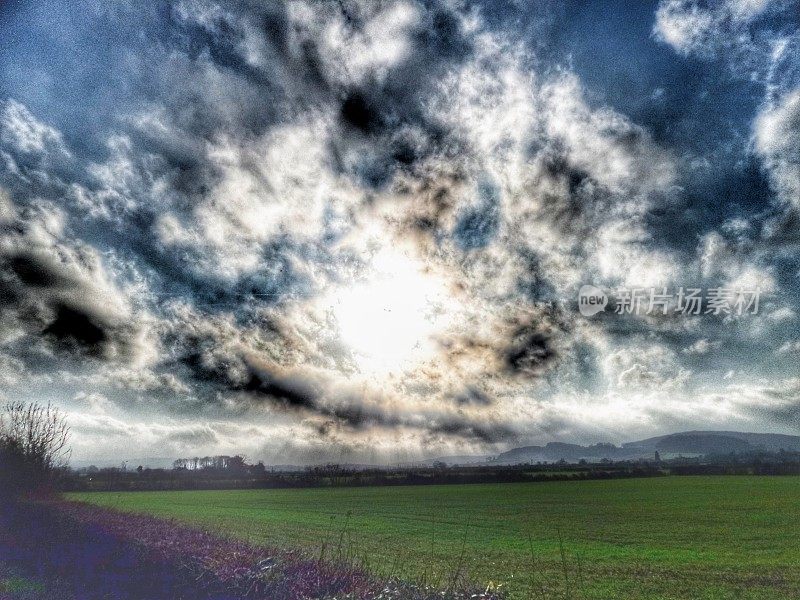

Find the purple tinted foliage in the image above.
[{"left": 0, "top": 499, "right": 502, "bottom": 600}]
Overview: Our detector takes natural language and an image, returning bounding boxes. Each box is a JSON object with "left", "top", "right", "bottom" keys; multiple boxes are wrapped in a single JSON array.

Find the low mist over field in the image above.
[{"left": 0, "top": 0, "right": 799, "bottom": 465}]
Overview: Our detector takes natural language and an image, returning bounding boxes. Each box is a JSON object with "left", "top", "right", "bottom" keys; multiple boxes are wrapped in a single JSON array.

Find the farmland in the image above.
[{"left": 70, "top": 476, "right": 800, "bottom": 599}]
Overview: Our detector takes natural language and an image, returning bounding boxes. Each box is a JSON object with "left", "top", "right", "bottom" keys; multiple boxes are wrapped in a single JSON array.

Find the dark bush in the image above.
[{"left": 0, "top": 401, "right": 70, "bottom": 498}]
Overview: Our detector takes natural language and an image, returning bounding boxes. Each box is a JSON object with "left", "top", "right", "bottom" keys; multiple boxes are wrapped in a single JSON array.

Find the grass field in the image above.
[{"left": 69, "top": 476, "right": 800, "bottom": 599}]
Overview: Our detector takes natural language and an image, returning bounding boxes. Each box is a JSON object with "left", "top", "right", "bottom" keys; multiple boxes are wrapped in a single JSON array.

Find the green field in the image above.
[{"left": 69, "top": 476, "right": 800, "bottom": 599}]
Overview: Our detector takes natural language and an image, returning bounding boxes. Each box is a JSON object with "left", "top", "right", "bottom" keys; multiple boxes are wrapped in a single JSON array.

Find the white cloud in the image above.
[
  {"left": 0, "top": 99, "right": 70, "bottom": 157},
  {"left": 683, "top": 338, "right": 720, "bottom": 355},
  {"left": 654, "top": 0, "right": 782, "bottom": 56},
  {"left": 697, "top": 230, "right": 777, "bottom": 292},
  {"left": 603, "top": 344, "right": 690, "bottom": 391},
  {"left": 776, "top": 340, "right": 800, "bottom": 354},
  {"left": 753, "top": 88, "right": 800, "bottom": 207},
  {"left": 768, "top": 307, "right": 796, "bottom": 322},
  {"left": 653, "top": 0, "right": 716, "bottom": 56}
]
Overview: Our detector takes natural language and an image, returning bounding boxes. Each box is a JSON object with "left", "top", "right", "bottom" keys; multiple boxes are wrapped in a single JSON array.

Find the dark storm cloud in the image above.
[
  {"left": 0, "top": 198, "right": 141, "bottom": 363},
  {"left": 428, "top": 419, "right": 515, "bottom": 444},
  {"left": 242, "top": 365, "right": 319, "bottom": 411},
  {"left": 43, "top": 305, "right": 109, "bottom": 354},
  {"left": 203, "top": 345, "right": 509, "bottom": 442},
  {"left": 500, "top": 305, "right": 569, "bottom": 378},
  {"left": 504, "top": 328, "right": 556, "bottom": 375}
]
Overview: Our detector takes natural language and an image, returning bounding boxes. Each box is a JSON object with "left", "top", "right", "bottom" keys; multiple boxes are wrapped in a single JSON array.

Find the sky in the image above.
[{"left": 0, "top": 0, "right": 798, "bottom": 465}]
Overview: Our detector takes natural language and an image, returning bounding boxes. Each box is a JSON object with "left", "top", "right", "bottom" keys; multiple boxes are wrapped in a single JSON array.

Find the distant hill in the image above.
[
  {"left": 623, "top": 431, "right": 800, "bottom": 453},
  {"left": 492, "top": 442, "right": 635, "bottom": 465},
  {"left": 463, "top": 431, "right": 800, "bottom": 466}
]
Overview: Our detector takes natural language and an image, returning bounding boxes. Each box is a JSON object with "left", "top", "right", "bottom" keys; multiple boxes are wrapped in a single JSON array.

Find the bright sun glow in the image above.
[{"left": 329, "top": 247, "right": 453, "bottom": 374}]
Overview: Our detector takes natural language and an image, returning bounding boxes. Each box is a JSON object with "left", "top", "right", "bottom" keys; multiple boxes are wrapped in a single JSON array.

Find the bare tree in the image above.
[{"left": 0, "top": 401, "right": 70, "bottom": 494}]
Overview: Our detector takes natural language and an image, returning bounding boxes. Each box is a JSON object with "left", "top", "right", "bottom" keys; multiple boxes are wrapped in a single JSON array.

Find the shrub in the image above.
[{"left": 0, "top": 401, "right": 70, "bottom": 497}]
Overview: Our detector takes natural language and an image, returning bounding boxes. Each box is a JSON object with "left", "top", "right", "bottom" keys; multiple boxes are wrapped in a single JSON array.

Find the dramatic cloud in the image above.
[{"left": 0, "top": 0, "right": 798, "bottom": 464}]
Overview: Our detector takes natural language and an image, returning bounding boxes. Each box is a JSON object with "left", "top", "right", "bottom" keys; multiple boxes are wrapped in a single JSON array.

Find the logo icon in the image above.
[{"left": 578, "top": 285, "right": 607, "bottom": 317}]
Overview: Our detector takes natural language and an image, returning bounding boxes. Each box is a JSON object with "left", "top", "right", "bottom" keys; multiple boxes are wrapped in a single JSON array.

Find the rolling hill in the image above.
[{"left": 453, "top": 431, "right": 800, "bottom": 465}]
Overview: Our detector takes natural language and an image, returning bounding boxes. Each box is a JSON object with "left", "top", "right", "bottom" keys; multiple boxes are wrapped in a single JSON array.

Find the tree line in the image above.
[{"left": 6, "top": 401, "right": 800, "bottom": 497}]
